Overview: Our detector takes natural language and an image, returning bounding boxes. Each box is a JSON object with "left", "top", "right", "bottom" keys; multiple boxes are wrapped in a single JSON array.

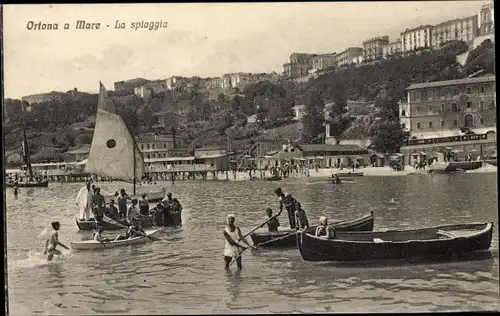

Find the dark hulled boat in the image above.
[
  {"left": 266, "top": 175, "right": 282, "bottom": 181},
  {"left": 250, "top": 211, "right": 374, "bottom": 248},
  {"left": 6, "top": 179, "right": 49, "bottom": 188},
  {"left": 296, "top": 222, "right": 493, "bottom": 262}
]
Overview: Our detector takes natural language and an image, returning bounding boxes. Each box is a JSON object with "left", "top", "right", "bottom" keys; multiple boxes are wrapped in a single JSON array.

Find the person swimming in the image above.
[{"left": 43, "top": 221, "right": 70, "bottom": 261}]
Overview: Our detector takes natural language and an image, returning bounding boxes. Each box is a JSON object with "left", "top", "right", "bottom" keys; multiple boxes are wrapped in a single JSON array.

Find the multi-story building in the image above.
[
  {"left": 336, "top": 47, "right": 363, "bottom": 67},
  {"left": 114, "top": 78, "right": 151, "bottom": 94},
  {"left": 479, "top": 2, "right": 494, "bottom": 36},
  {"left": 311, "top": 54, "right": 337, "bottom": 73},
  {"left": 431, "top": 16, "right": 478, "bottom": 49},
  {"left": 399, "top": 76, "right": 496, "bottom": 164},
  {"left": 401, "top": 25, "right": 433, "bottom": 52},
  {"left": 136, "top": 134, "right": 190, "bottom": 159},
  {"left": 283, "top": 53, "right": 317, "bottom": 78},
  {"left": 21, "top": 88, "right": 93, "bottom": 105},
  {"left": 22, "top": 91, "right": 66, "bottom": 104},
  {"left": 382, "top": 39, "right": 402, "bottom": 58},
  {"left": 362, "top": 36, "right": 389, "bottom": 60},
  {"left": 134, "top": 80, "right": 168, "bottom": 99}
]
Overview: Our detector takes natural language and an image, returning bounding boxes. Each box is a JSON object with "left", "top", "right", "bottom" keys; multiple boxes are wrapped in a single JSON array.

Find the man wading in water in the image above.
[
  {"left": 44, "top": 221, "right": 69, "bottom": 261},
  {"left": 274, "top": 188, "right": 299, "bottom": 229},
  {"left": 223, "top": 214, "right": 255, "bottom": 269}
]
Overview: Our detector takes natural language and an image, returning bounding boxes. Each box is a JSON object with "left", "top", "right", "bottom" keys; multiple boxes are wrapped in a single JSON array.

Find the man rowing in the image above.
[
  {"left": 274, "top": 188, "right": 299, "bottom": 229},
  {"left": 44, "top": 221, "right": 69, "bottom": 261},
  {"left": 260, "top": 208, "right": 280, "bottom": 232},
  {"left": 114, "top": 219, "right": 146, "bottom": 241},
  {"left": 223, "top": 214, "right": 256, "bottom": 269}
]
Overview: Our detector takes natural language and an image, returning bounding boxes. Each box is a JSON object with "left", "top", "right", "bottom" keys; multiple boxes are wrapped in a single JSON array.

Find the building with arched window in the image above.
[{"left": 399, "top": 75, "right": 496, "bottom": 164}]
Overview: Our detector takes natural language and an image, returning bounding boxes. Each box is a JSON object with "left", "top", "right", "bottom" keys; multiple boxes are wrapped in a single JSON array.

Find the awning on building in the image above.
[
  {"left": 370, "top": 153, "right": 385, "bottom": 159},
  {"left": 451, "top": 149, "right": 463, "bottom": 153}
]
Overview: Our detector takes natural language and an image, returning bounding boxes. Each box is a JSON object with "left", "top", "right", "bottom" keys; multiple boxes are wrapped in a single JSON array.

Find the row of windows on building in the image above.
[
  {"left": 403, "top": 100, "right": 495, "bottom": 116},
  {"left": 403, "top": 115, "right": 496, "bottom": 130},
  {"left": 145, "top": 152, "right": 186, "bottom": 159},
  {"left": 140, "top": 143, "right": 175, "bottom": 150},
  {"left": 412, "top": 86, "right": 491, "bottom": 100}
]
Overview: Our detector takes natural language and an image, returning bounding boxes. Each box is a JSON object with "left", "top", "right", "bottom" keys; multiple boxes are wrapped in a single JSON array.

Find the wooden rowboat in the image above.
[
  {"left": 266, "top": 175, "right": 282, "bottom": 181},
  {"left": 70, "top": 229, "right": 160, "bottom": 250},
  {"left": 250, "top": 211, "right": 374, "bottom": 248},
  {"left": 6, "top": 180, "right": 49, "bottom": 188},
  {"left": 296, "top": 222, "right": 493, "bottom": 262},
  {"left": 75, "top": 216, "right": 154, "bottom": 231}
]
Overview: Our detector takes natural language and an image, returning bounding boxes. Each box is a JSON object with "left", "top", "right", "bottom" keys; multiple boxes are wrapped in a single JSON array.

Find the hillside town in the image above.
[{"left": 5, "top": 2, "right": 496, "bottom": 179}]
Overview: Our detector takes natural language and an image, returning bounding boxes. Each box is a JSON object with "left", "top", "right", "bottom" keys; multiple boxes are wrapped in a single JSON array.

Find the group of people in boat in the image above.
[{"left": 76, "top": 181, "right": 183, "bottom": 228}]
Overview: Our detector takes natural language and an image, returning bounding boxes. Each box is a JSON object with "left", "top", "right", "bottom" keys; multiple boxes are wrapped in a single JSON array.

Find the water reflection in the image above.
[{"left": 224, "top": 269, "right": 243, "bottom": 309}]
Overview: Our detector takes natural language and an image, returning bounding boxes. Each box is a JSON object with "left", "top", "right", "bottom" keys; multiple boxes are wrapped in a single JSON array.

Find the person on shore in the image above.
[
  {"left": 260, "top": 208, "right": 280, "bottom": 232},
  {"left": 315, "top": 216, "right": 336, "bottom": 239},
  {"left": 223, "top": 214, "right": 256, "bottom": 269},
  {"left": 92, "top": 187, "right": 106, "bottom": 221},
  {"left": 127, "top": 199, "right": 140, "bottom": 225},
  {"left": 274, "top": 187, "right": 298, "bottom": 229},
  {"left": 138, "top": 193, "right": 149, "bottom": 216},
  {"left": 76, "top": 181, "right": 93, "bottom": 221},
  {"left": 13, "top": 185, "right": 19, "bottom": 197},
  {"left": 294, "top": 202, "right": 309, "bottom": 230},
  {"left": 105, "top": 199, "right": 119, "bottom": 220},
  {"left": 117, "top": 189, "right": 130, "bottom": 219},
  {"left": 44, "top": 221, "right": 70, "bottom": 261}
]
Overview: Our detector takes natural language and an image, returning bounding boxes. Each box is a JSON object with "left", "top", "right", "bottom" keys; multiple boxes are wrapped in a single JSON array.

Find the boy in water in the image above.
[{"left": 44, "top": 221, "right": 69, "bottom": 261}]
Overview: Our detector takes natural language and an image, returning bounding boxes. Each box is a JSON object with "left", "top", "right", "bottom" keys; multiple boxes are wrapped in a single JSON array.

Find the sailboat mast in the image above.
[
  {"left": 133, "top": 142, "right": 136, "bottom": 196},
  {"left": 21, "top": 103, "right": 33, "bottom": 177}
]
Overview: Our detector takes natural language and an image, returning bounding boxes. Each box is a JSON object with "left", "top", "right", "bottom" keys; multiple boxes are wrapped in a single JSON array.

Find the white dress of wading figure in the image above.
[{"left": 76, "top": 184, "right": 93, "bottom": 220}]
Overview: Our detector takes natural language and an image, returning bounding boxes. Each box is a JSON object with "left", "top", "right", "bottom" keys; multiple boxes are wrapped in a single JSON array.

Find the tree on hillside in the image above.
[
  {"left": 139, "top": 106, "right": 154, "bottom": 131},
  {"left": 301, "top": 90, "right": 325, "bottom": 144},
  {"left": 327, "top": 81, "right": 351, "bottom": 140},
  {"left": 369, "top": 98, "right": 409, "bottom": 153},
  {"left": 465, "top": 40, "right": 495, "bottom": 75}
]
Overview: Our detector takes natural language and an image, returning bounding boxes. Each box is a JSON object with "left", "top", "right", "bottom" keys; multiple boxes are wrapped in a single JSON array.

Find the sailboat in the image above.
[
  {"left": 74, "top": 82, "right": 165, "bottom": 230},
  {"left": 6, "top": 103, "right": 49, "bottom": 188}
]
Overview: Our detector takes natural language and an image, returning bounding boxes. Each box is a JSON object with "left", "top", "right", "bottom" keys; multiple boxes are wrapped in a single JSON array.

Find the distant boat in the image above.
[{"left": 6, "top": 103, "right": 49, "bottom": 188}]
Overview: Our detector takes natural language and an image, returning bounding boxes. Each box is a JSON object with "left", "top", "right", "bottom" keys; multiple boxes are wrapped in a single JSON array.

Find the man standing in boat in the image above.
[
  {"left": 76, "top": 181, "right": 93, "bottom": 221},
  {"left": 126, "top": 199, "right": 140, "bottom": 225},
  {"left": 274, "top": 188, "right": 298, "bottom": 229},
  {"left": 117, "top": 189, "right": 130, "bottom": 219},
  {"left": 92, "top": 187, "right": 106, "bottom": 221},
  {"left": 294, "top": 202, "right": 309, "bottom": 230},
  {"left": 138, "top": 193, "right": 150, "bottom": 216}
]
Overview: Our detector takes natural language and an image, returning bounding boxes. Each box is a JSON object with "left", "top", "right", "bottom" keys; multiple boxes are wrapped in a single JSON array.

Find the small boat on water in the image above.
[
  {"left": 331, "top": 179, "right": 355, "bottom": 185},
  {"left": 296, "top": 222, "right": 493, "bottom": 262},
  {"left": 250, "top": 211, "right": 374, "bottom": 248},
  {"left": 75, "top": 216, "right": 153, "bottom": 231},
  {"left": 70, "top": 229, "right": 160, "bottom": 250},
  {"left": 6, "top": 179, "right": 49, "bottom": 188},
  {"left": 429, "top": 161, "right": 482, "bottom": 173},
  {"left": 7, "top": 103, "right": 50, "bottom": 188},
  {"left": 266, "top": 175, "right": 282, "bottom": 181},
  {"left": 335, "top": 171, "right": 364, "bottom": 177}
]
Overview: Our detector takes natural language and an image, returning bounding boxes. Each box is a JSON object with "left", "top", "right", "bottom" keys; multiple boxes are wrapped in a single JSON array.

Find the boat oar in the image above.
[
  {"left": 228, "top": 215, "right": 279, "bottom": 267},
  {"left": 102, "top": 215, "right": 160, "bottom": 242}
]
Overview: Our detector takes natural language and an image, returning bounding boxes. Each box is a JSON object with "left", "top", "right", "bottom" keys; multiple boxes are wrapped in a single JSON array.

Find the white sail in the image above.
[{"left": 85, "top": 82, "right": 144, "bottom": 182}]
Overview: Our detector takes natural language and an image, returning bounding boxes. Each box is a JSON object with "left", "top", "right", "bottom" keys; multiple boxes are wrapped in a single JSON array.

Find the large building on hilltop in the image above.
[
  {"left": 114, "top": 78, "right": 151, "bottom": 94},
  {"left": 336, "top": 47, "right": 363, "bottom": 67},
  {"left": 479, "top": 2, "right": 494, "bottom": 36},
  {"left": 431, "top": 16, "right": 478, "bottom": 49},
  {"left": 283, "top": 53, "right": 317, "bottom": 78},
  {"left": 401, "top": 25, "right": 433, "bottom": 52},
  {"left": 362, "top": 36, "right": 389, "bottom": 60}
]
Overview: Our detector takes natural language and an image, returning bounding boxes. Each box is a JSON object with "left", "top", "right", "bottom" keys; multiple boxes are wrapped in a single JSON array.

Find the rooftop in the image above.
[
  {"left": 401, "top": 24, "right": 433, "bottom": 34},
  {"left": 297, "top": 144, "right": 365, "bottom": 152},
  {"left": 406, "top": 76, "right": 496, "bottom": 90}
]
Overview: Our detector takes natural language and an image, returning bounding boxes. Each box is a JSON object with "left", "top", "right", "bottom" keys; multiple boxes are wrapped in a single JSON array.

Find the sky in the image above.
[{"left": 3, "top": 1, "right": 489, "bottom": 98}]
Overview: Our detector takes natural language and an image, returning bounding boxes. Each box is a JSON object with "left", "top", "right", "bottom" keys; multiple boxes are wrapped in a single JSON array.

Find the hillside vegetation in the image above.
[{"left": 4, "top": 39, "right": 494, "bottom": 162}]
